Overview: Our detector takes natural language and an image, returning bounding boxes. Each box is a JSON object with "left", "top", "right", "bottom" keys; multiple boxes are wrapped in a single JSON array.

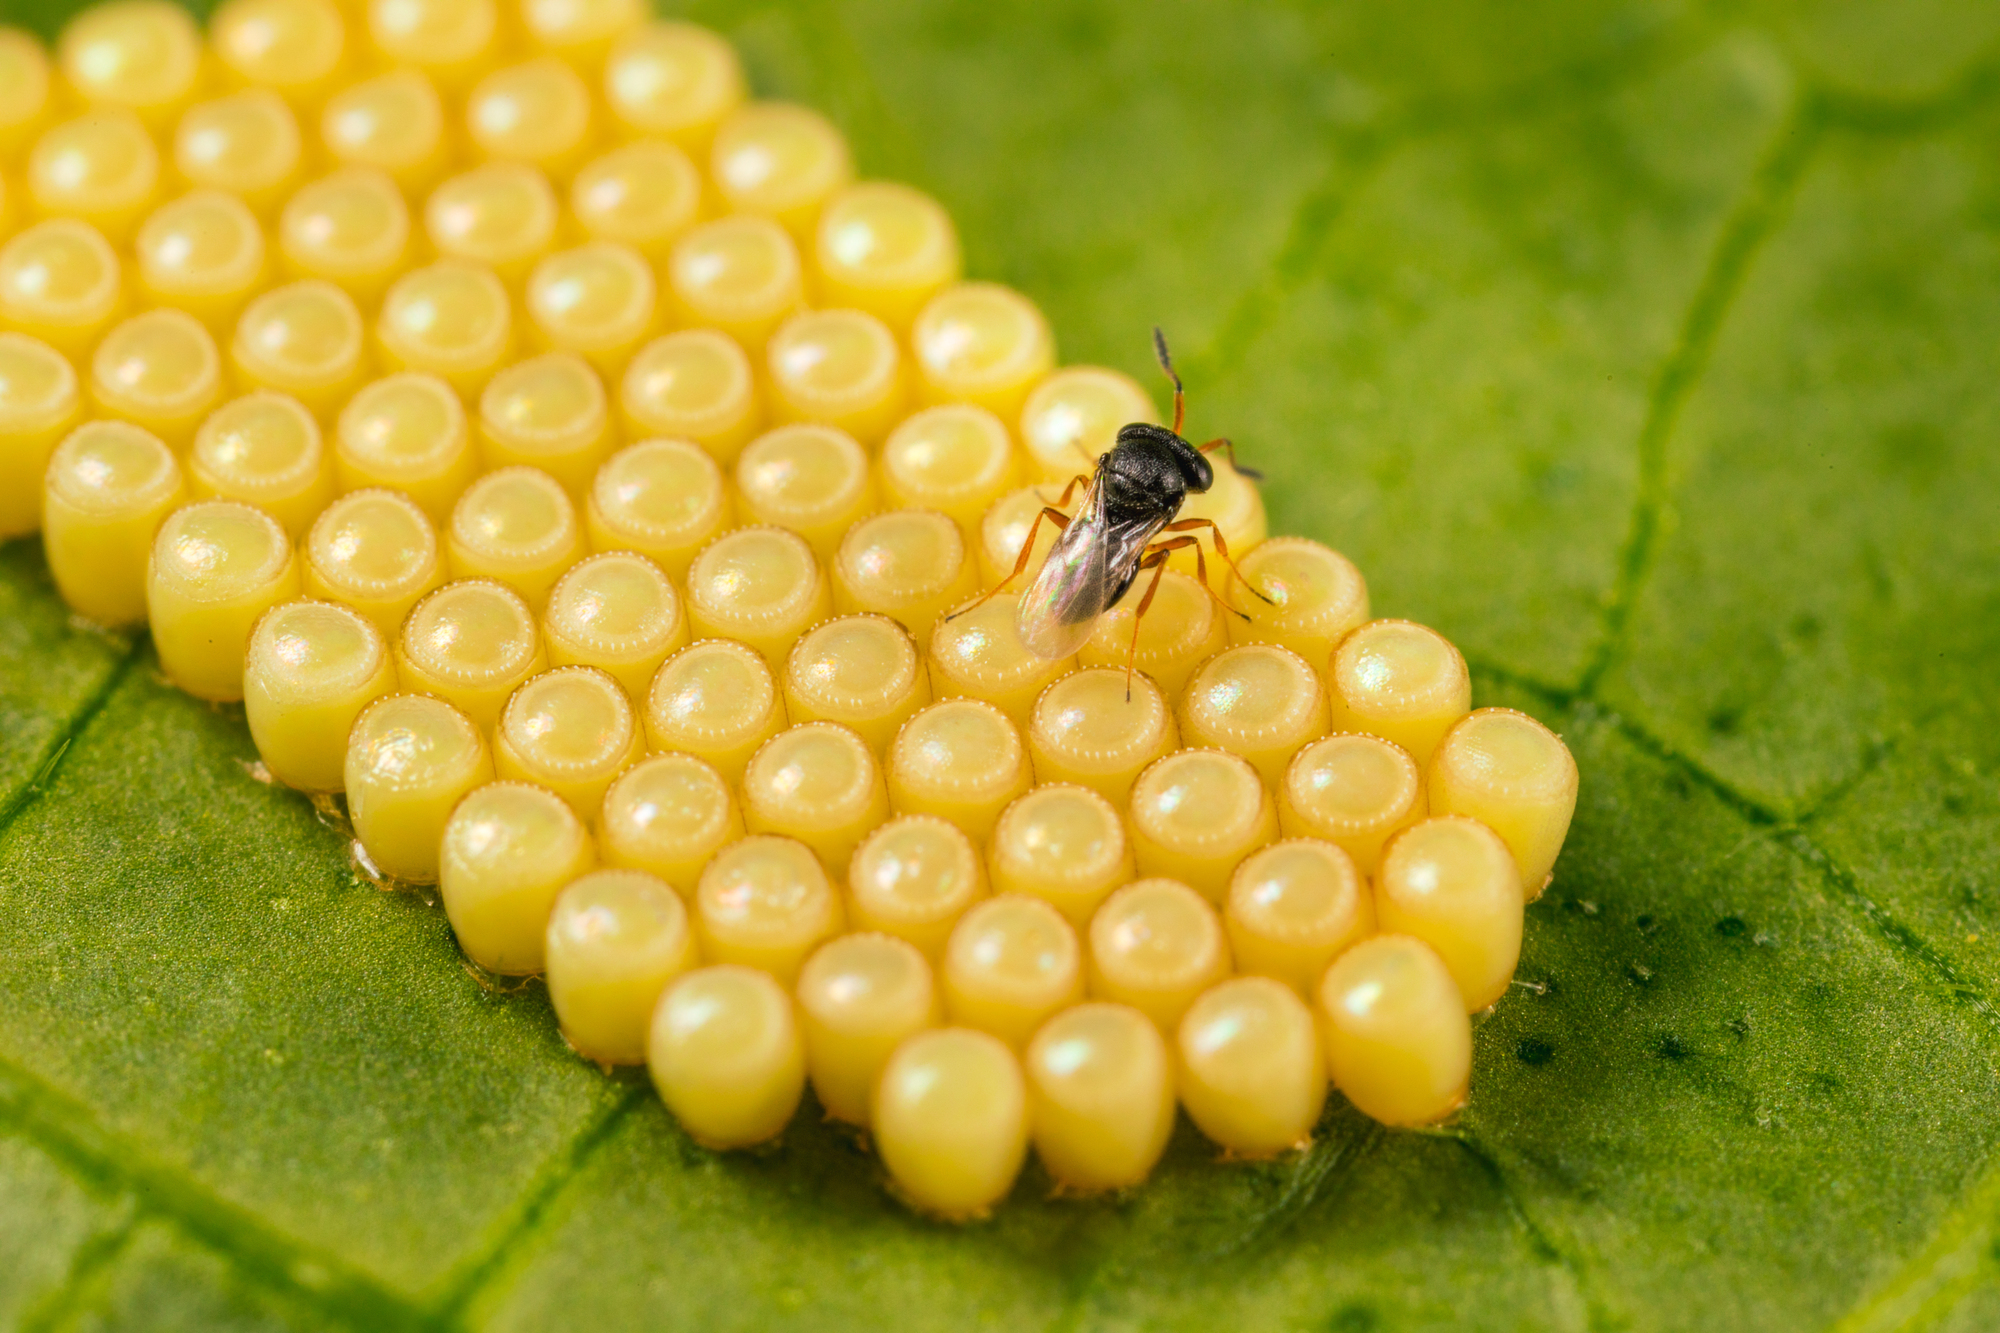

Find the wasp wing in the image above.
[{"left": 1014, "top": 479, "right": 1165, "bottom": 660}]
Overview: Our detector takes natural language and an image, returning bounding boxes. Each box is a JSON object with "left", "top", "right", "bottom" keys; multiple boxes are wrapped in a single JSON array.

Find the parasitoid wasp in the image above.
[{"left": 950, "top": 328, "right": 1273, "bottom": 694}]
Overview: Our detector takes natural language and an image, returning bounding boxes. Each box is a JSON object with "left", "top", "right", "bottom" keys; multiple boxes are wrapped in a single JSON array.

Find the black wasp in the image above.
[{"left": 953, "top": 329, "right": 1272, "bottom": 691}]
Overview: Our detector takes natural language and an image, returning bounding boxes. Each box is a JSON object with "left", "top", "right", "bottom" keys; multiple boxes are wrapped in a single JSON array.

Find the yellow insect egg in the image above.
[
  {"left": 1077, "top": 568, "right": 1227, "bottom": 697},
  {"left": 1279, "top": 732, "right": 1425, "bottom": 879},
  {"left": 424, "top": 163, "right": 561, "bottom": 291},
  {"left": 912, "top": 282, "right": 1055, "bottom": 421},
  {"left": 1018, "top": 365, "right": 1158, "bottom": 483},
  {"left": 733, "top": 422, "right": 874, "bottom": 558},
  {"left": 521, "top": 0, "right": 644, "bottom": 71},
  {"left": 333, "top": 371, "right": 477, "bottom": 522},
  {"left": 543, "top": 551, "right": 689, "bottom": 700},
  {"left": 619, "top": 328, "right": 761, "bottom": 464},
  {"left": 1230, "top": 537, "right": 1369, "bottom": 666},
  {"left": 666, "top": 214, "right": 804, "bottom": 354},
  {"left": 766, "top": 308, "right": 906, "bottom": 447},
  {"left": 1318, "top": 934, "right": 1470, "bottom": 1127},
  {"left": 525, "top": 242, "right": 657, "bottom": 377},
  {"left": 91, "top": 310, "right": 223, "bottom": 452},
  {"left": 643, "top": 638, "right": 785, "bottom": 784},
  {"left": 1026, "top": 667, "right": 1177, "bottom": 807},
  {"left": 0, "top": 29, "right": 52, "bottom": 166},
  {"left": 977, "top": 483, "right": 1073, "bottom": 588},
  {"left": 188, "top": 391, "right": 333, "bottom": 537},
  {"left": 874, "top": 1027, "right": 1027, "bottom": 1219},
  {"left": 173, "top": 91, "right": 304, "bottom": 220},
  {"left": 783, "top": 615, "right": 930, "bottom": 754},
  {"left": 570, "top": 139, "right": 702, "bottom": 262},
  {"left": 928, "top": 590, "right": 1076, "bottom": 725},
  {"left": 278, "top": 167, "right": 412, "bottom": 305},
  {"left": 884, "top": 698, "right": 1031, "bottom": 844},
  {"left": 648, "top": 964, "right": 804, "bottom": 1149},
  {"left": 682, "top": 525, "right": 831, "bottom": 665},
  {"left": 813, "top": 182, "right": 961, "bottom": 334},
  {"left": 343, "top": 692, "right": 493, "bottom": 882},
  {"left": 0, "top": 219, "right": 123, "bottom": 359},
  {"left": 0, "top": 333, "right": 81, "bottom": 539},
  {"left": 838, "top": 524, "right": 969, "bottom": 662},
  {"left": 494, "top": 665, "right": 643, "bottom": 819},
  {"left": 210, "top": 0, "right": 349, "bottom": 110},
  {"left": 243, "top": 598, "right": 397, "bottom": 791},
  {"left": 1087, "top": 877, "right": 1231, "bottom": 1035},
  {"left": 1024, "top": 1001, "right": 1175, "bottom": 1193},
  {"left": 396, "top": 577, "right": 547, "bottom": 730},
  {"left": 545, "top": 867, "right": 697, "bottom": 1065},
  {"left": 1178, "top": 643, "right": 1331, "bottom": 788},
  {"left": 1127, "top": 748, "right": 1278, "bottom": 903},
  {"left": 27, "top": 110, "right": 160, "bottom": 244},
  {"left": 376, "top": 262, "right": 515, "bottom": 403},
  {"left": 599, "top": 752, "right": 743, "bottom": 897},
  {"left": 319, "top": 69, "right": 449, "bottom": 197},
  {"left": 466, "top": 56, "right": 596, "bottom": 183},
  {"left": 796, "top": 931, "right": 939, "bottom": 1126},
  {"left": 303, "top": 487, "right": 446, "bottom": 636},
  {"left": 941, "top": 893, "right": 1083, "bottom": 1050},
  {"left": 1172, "top": 462, "right": 1267, "bottom": 590},
  {"left": 693, "top": 832, "right": 843, "bottom": 983},
  {"left": 477, "top": 351, "right": 612, "bottom": 496},
  {"left": 1375, "top": 815, "right": 1523, "bottom": 1013},
  {"left": 1427, "top": 707, "right": 1580, "bottom": 901},
  {"left": 986, "top": 782, "right": 1131, "bottom": 929},
  {"left": 231, "top": 280, "right": 368, "bottom": 421},
  {"left": 446, "top": 464, "right": 586, "bottom": 609},
  {"left": 878, "top": 404, "right": 1018, "bottom": 537},
  {"left": 710, "top": 101, "right": 853, "bottom": 239},
  {"left": 42, "top": 420, "right": 184, "bottom": 625},
  {"left": 1225, "top": 838, "right": 1371, "bottom": 999},
  {"left": 135, "top": 191, "right": 269, "bottom": 337},
  {"left": 147, "top": 499, "right": 302, "bottom": 702},
  {"left": 740, "top": 721, "right": 890, "bottom": 875},
  {"left": 438, "top": 779, "right": 597, "bottom": 973},
  {"left": 846, "top": 814, "right": 987, "bottom": 959},
  {"left": 57, "top": 1, "right": 201, "bottom": 131},
  {"left": 602, "top": 20, "right": 745, "bottom": 154},
  {"left": 584, "top": 437, "right": 731, "bottom": 582},
  {"left": 1177, "top": 975, "right": 1326, "bottom": 1158},
  {"left": 1328, "top": 618, "right": 1472, "bottom": 765},
  {"left": 366, "top": 0, "right": 500, "bottom": 94}
]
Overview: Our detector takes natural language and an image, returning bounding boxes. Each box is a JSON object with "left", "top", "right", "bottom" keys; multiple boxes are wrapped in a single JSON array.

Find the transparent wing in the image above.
[{"left": 1014, "top": 480, "right": 1165, "bottom": 660}]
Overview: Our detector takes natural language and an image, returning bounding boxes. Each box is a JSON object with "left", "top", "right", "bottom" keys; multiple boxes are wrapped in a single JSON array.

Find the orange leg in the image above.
[
  {"left": 1119, "top": 548, "right": 1175, "bottom": 699},
  {"left": 1158, "top": 516, "right": 1276, "bottom": 605},
  {"left": 945, "top": 505, "right": 1074, "bottom": 622},
  {"left": 1140, "top": 533, "right": 1252, "bottom": 631},
  {"left": 1196, "top": 437, "right": 1262, "bottom": 480}
]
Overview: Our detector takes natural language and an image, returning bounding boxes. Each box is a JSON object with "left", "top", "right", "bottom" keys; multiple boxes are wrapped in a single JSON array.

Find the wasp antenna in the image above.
[{"left": 1152, "top": 326, "right": 1185, "bottom": 435}]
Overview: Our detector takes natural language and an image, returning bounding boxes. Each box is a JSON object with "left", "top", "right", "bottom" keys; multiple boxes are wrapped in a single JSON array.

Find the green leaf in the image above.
[{"left": 3, "top": 1, "right": 1999, "bottom": 1329}]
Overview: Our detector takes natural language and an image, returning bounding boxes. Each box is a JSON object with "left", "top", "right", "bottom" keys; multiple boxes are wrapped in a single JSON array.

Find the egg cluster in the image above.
[{"left": 0, "top": 0, "right": 1580, "bottom": 1219}]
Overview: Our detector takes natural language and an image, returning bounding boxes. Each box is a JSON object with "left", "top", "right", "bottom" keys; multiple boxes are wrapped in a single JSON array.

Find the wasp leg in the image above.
[
  {"left": 1157, "top": 516, "right": 1277, "bottom": 607},
  {"left": 943, "top": 506, "right": 1073, "bottom": 622},
  {"left": 1121, "top": 547, "right": 1176, "bottom": 701},
  {"left": 1195, "top": 437, "right": 1262, "bottom": 482},
  {"left": 1141, "top": 533, "right": 1251, "bottom": 631}
]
